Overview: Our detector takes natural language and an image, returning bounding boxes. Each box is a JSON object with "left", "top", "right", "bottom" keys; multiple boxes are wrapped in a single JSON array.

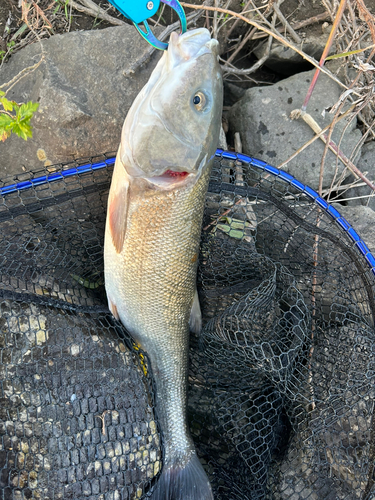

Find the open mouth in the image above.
[
  {"left": 164, "top": 170, "right": 189, "bottom": 178},
  {"left": 147, "top": 169, "right": 193, "bottom": 188}
]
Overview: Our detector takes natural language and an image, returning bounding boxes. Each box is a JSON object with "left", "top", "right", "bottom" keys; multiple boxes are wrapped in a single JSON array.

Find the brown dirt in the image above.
[{"left": 0, "top": 0, "right": 130, "bottom": 62}]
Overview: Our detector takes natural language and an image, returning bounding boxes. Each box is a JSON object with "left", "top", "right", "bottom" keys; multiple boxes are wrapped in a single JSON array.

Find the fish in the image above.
[{"left": 103, "top": 27, "right": 223, "bottom": 500}]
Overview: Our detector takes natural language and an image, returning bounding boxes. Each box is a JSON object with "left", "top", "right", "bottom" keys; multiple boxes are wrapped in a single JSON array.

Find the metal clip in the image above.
[
  {"left": 133, "top": 0, "right": 187, "bottom": 50},
  {"left": 107, "top": 0, "right": 187, "bottom": 50}
]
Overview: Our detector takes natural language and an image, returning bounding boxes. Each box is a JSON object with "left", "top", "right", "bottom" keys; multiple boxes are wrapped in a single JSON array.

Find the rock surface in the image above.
[
  {"left": 0, "top": 25, "right": 161, "bottom": 177},
  {"left": 253, "top": 33, "right": 330, "bottom": 75},
  {"left": 333, "top": 203, "right": 375, "bottom": 254},
  {"left": 343, "top": 141, "right": 375, "bottom": 210},
  {"left": 228, "top": 69, "right": 362, "bottom": 191}
]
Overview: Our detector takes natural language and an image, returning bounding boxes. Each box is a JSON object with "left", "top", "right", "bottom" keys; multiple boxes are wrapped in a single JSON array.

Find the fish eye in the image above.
[{"left": 193, "top": 91, "right": 207, "bottom": 111}]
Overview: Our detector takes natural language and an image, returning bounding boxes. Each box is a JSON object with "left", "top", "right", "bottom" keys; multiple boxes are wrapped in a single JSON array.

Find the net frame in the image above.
[{"left": 1, "top": 150, "right": 375, "bottom": 500}]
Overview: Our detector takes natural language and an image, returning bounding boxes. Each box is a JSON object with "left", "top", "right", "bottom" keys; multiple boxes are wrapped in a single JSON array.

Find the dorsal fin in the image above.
[{"left": 108, "top": 155, "right": 130, "bottom": 254}]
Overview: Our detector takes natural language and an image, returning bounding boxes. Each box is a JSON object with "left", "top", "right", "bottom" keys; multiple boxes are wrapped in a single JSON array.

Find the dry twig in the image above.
[
  {"left": 68, "top": 0, "right": 125, "bottom": 26},
  {"left": 301, "top": 0, "right": 348, "bottom": 111},
  {"left": 181, "top": 2, "right": 355, "bottom": 92}
]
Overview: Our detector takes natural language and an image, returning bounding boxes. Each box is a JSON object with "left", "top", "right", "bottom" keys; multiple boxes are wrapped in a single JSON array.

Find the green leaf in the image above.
[
  {"left": 17, "top": 101, "right": 39, "bottom": 120},
  {"left": 0, "top": 113, "right": 14, "bottom": 128},
  {"left": 71, "top": 273, "right": 104, "bottom": 289},
  {"left": 0, "top": 97, "right": 13, "bottom": 112},
  {"left": 10, "top": 121, "right": 33, "bottom": 140},
  {"left": 325, "top": 46, "right": 374, "bottom": 61},
  {"left": 11, "top": 23, "right": 28, "bottom": 40},
  {"left": 214, "top": 216, "right": 253, "bottom": 240},
  {"left": 0, "top": 99, "right": 39, "bottom": 141},
  {"left": 216, "top": 216, "right": 251, "bottom": 230},
  {"left": 0, "top": 90, "right": 5, "bottom": 97},
  {"left": 217, "top": 224, "right": 247, "bottom": 239}
]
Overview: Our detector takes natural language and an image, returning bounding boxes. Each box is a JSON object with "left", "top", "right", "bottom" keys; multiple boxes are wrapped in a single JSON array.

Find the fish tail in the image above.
[{"left": 150, "top": 453, "right": 213, "bottom": 500}]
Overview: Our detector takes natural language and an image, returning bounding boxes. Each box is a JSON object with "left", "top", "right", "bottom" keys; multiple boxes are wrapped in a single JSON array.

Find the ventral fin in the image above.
[
  {"left": 108, "top": 155, "right": 130, "bottom": 254},
  {"left": 189, "top": 289, "right": 202, "bottom": 335}
]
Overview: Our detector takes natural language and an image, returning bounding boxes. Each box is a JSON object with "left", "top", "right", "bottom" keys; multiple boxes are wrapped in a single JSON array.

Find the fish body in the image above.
[{"left": 104, "top": 29, "right": 222, "bottom": 499}]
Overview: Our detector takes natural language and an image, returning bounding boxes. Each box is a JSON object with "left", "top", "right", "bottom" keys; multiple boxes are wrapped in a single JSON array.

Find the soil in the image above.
[
  {"left": 0, "top": 0, "right": 129, "bottom": 57},
  {"left": 0, "top": 0, "right": 123, "bottom": 33}
]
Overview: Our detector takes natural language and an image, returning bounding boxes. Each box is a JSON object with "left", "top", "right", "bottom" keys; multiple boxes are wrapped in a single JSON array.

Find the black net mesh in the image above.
[{"left": 1, "top": 152, "right": 374, "bottom": 500}]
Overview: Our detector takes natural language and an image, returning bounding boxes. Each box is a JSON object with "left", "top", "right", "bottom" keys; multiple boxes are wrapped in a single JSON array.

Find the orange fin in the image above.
[
  {"left": 108, "top": 297, "right": 119, "bottom": 320},
  {"left": 108, "top": 156, "right": 130, "bottom": 254}
]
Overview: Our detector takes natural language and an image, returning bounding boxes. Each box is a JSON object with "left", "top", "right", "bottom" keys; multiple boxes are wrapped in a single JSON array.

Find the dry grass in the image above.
[{"left": 1, "top": 0, "right": 375, "bottom": 203}]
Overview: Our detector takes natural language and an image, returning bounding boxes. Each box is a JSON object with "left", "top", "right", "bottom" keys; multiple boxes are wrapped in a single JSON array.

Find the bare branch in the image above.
[{"left": 68, "top": 0, "right": 125, "bottom": 26}]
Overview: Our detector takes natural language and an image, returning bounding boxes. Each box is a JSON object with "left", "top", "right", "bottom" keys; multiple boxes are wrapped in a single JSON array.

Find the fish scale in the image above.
[
  {"left": 105, "top": 161, "right": 213, "bottom": 464},
  {"left": 104, "top": 27, "right": 222, "bottom": 499}
]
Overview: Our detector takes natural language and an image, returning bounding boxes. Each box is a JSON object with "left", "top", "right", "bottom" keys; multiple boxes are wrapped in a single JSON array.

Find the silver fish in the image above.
[{"left": 104, "top": 28, "right": 222, "bottom": 499}]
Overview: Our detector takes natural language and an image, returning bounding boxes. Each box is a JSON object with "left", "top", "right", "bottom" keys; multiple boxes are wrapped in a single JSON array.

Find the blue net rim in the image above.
[{"left": 1, "top": 149, "right": 374, "bottom": 277}]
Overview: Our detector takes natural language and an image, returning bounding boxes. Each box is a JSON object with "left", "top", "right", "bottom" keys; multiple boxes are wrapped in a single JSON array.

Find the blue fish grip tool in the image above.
[{"left": 106, "top": 0, "right": 187, "bottom": 50}]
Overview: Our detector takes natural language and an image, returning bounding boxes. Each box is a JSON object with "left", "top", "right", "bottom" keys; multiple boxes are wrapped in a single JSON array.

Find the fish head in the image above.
[{"left": 120, "top": 28, "right": 223, "bottom": 186}]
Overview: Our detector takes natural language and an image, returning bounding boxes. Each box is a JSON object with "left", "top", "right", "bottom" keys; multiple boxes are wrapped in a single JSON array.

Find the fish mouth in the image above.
[
  {"left": 164, "top": 170, "right": 189, "bottom": 178},
  {"left": 147, "top": 169, "right": 196, "bottom": 188},
  {"left": 146, "top": 153, "right": 208, "bottom": 188},
  {"left": 168, "top": 29, "right": 219, "bottom": 65}
]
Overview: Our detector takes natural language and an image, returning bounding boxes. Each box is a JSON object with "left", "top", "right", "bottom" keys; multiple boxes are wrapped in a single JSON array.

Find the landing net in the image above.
[{"left": 1, "top": 151, "right": 374, "bottom": 500}]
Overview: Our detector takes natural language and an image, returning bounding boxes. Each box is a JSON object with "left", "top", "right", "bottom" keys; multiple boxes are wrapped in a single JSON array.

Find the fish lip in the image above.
[
  {"left": 144, "top": 154, "right": 208, "bottom": 189},
  {"left": 168, "top": 28, "right": 219, "bottom": 62},
  {"left": 146, "top": 170, "right": 196, "bottom": 189}
]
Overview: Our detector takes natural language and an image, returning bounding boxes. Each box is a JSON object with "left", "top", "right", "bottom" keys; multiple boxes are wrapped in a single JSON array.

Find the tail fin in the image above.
[{"left": 150, "top": 453, "right": 213, "bottom": 500}]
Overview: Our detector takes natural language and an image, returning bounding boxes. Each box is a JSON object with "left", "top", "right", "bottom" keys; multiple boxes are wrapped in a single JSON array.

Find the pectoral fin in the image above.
[
  {"left": 108, "top": 156, "right": 130, "bottom": 254},
  {"left": 108, "top": 297, "right": 119, "bottom": 321},
  {"left": 189, "top": 289, "right": 202, "bottom": 334}
]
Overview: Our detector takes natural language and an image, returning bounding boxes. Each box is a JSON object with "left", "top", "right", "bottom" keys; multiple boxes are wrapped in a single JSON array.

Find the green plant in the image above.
[
  {"left": 53, "top": 0, "right": 70, "bottom": 19},
  {"left": 0, "top": 91, "right": 39, "bottom": 141},
  {"left": 0, "top": 40, "right": 16, "bottom": 62}
]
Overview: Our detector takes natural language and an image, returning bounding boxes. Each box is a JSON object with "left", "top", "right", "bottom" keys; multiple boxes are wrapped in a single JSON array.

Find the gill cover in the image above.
[{"left": 120, "top": 28, "right": 223, "bottom": 180}]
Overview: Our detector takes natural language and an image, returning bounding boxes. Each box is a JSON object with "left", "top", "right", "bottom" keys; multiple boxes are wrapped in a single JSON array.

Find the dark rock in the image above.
[
  {"left": 0, "top": 25, "right": 161, "bottom": 176},
  {"left": 343, "top": 141, "right": 375, "bottom": 210},
  {"left": 224, "top": 81, "right": 247, "bottom": 107},
  {"left": 253, "top": 33, "right": 331, "bottom": 75},
  {"left": 228, "top": 69, "right": 362, "bottom": 191}
]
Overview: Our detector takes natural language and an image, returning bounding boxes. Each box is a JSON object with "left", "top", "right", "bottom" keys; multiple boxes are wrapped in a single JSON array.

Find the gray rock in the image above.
[
  {"left": 343, "top": 141, "right": 375, "bottom": 210},
  {"left": 223, "top": 81, "right": 247, "bottom": 107},
  {"left": 219, "top": 124, "right": 228, "bottom": 150},
  {"left": 333, "top": 203, "right": 375, "bottom": 254},
  {"left": 253, "top": 33, "right": 330, "bottom": 75},
  {"left": 228, "top": 69, "right": 362, "bottom": 191},
  {"left": 0, "top": 25, "right": 161, "bottom": 176}
]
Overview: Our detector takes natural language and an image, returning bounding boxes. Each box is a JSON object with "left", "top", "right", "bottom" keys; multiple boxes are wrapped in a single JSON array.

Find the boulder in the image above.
[
  {"left": 224, "top": 81, "right": 247, "bottom": 107},
  {"left": 228, "top": 69, "right": 362, "bottom": 191},
  {"left": 343, "top": 141, "right": 375, "bottom": 210},
  {"left": 0, "top": 25, "right": 161, "bottom": 177},
  {"left": 253, "top": 33, "right": 330, "bottom": 75}
]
